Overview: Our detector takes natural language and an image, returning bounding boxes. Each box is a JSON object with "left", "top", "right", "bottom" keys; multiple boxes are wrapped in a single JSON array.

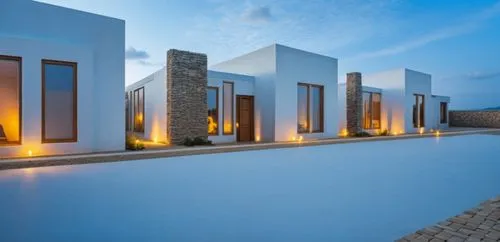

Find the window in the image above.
[
  {"left": 297, "top": 83, "right": 324, "bottom": 133},
  {"left": 223, "top": 82, "right": 234, "bottom": 135},
  {"left": 413, "top": 94, "right": 425, "bottom": 128},
  {"left": 133, "top": 87, "right": 144, "bottom": 133},
  {"left": 0, "top": 55, "right": 22, "bottom": 145},
  {"left": 129, "top": 91, "right": 133, "bottom": 131},
  {"left": 362, "top": 92, "right": 381, "bottom": 129},
  {"left": 42, "top": 60, "right": 77, "bottom": 143},
  {"left": 207, "top": 87, "right": 219, "bottom": 135},
  {"left": 440, "top": 102, "right": 448, "bottom": 124},
  {"left": 125, "top": 93, "right": 129, "bottom": 131}
]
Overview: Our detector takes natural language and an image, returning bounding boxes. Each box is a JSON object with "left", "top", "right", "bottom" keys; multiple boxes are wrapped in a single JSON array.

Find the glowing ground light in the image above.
[
  {"left": 255, "top": 136, "right": 260, "bottom": 142},
  {"left": 419, "top": 128, "right": 424, "bottom": 135},
  {"left": 28, "top": 150, "right": 33, "bottom": 157},
  {"left": 436, "top": 130, "right": 440, "bottom": 137}
]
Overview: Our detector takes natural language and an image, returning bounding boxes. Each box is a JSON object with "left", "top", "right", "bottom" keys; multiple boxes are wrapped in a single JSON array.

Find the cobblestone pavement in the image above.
[{"left": 397, "top": 196, "right": 500, "bottom": 242}]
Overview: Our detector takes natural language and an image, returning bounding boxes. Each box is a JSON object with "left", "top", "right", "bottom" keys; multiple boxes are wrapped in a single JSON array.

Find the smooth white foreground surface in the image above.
[{"left": 0, "top": 134, "right": 499, "bottom": 242}]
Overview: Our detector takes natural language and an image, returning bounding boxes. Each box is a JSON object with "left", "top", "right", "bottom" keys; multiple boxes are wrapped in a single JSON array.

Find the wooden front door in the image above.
[{"left": 236, "top": 95, "right": 254, "bottom": 142}]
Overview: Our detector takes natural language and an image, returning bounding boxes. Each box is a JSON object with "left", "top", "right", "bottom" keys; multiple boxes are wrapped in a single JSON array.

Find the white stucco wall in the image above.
[
  {"left": 126, "top": 68, "right": 167, "bottom": 143},
  {"left": 430, "top": 95, "right": 451, "bottom": 130},
  {"left": 364, "top": 69, "right": 406, "bottom": 133},
  {"left": 211, "top": 45, "right": 277, "bottom": 142},
  {"left": 207, "top": 71, "right": 255, "bottom": 144},
  {"left": 0, "top": 0, "right": 125, "bottom": 158},
  {"left": 213, "top": 44, "right": 338, "bottom": 142},
  {"left": 275, "top": 45, "right": 338, "bottom": 141},
  {"left": 126, "top": 68, "right": 255, "bottom": 144},
  {"left": 404, "top": 69, "right": 433, "bottom": 133}
]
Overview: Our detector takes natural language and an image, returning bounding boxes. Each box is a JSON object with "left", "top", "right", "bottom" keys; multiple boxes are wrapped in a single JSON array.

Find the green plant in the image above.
[
  {"left": 379, "top": 129, "right": 390, "bottom": 136},
  {"left": 183, "top": 136, "right": 213, "bottom": 146},
  {"left": 353, "top": 131, "right": 372, "bottom": 137},
  {"left": 126, "top": 134, "right": 145, "bottom": 150},
  {"left": 182, "top": 137, "right": 195, "bottom": 147}
]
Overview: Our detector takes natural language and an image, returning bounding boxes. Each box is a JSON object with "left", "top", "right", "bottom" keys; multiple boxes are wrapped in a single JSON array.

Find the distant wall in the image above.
[{"left": 449, "top": 111, "right": 500, "bottom": 128}]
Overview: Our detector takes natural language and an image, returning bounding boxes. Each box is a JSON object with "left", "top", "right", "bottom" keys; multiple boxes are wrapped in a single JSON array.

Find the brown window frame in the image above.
[
  {"left": 41, "top": 59, "right": 78, "bottom": 143},
  {"left": 207, "top": 86, "right": 219, "bottom": 136},
  {"left": 222, "top": 81, "right": 234, "bottom": 135},
  {"left": 413, "top": 94, "right": 425, "bottom": 128},
  {"left": 362, "top": 91, "right": 382, "bottom": 130},
  {"left": 297, "top": 83, "right": 324, "bottom": 134},
  {"left": 133, "top": 87, "right": 145, "bottom": 133},
  {"left": 0, "top": 55, "right": 22, "bottom": 146},
  {"left": 440, "top": 102, "right": 448, "bottom": 124}
]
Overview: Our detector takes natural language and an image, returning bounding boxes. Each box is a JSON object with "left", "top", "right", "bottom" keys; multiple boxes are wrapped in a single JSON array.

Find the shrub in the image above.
[
  {"left": 183, "top": 136, "right": 213, "bottom": 146},
  {"left": 379, "top": 129, "right": 390, "bottom": 136},
  {"left": 353, "top": 131, "right": 372, "bottom": 137},
  {"left": 126, "top": 134, "right": 145, "bottom": 150}
]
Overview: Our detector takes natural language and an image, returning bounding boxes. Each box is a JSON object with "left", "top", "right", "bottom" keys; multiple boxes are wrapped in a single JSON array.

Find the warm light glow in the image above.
[
  {"left": 236, "top": 122, "right": 239, "bottom": 128},
  {"left": 224, "top": 123, "right": 232, "bottom": 133},
  {"left": 135, "top": 139, "right": 139, "bottom": 144},
  {"left": 153, "top": 136, "right": 158, "bottom": 143},
  {"left": 399, "top": 130, "right": 404, "bottom": 135},
  {"left": 28, "top": 150, "right": 33, "bottom": 157},
  {"left": 339, "top": 128, "right": 348, "bottom": 137},
  {"left": 291, "top": 136, "right": 296, "bottom": 141},
  {"left": 255, "top": 135, "right": 261, "bottom": 142},
  {"left": 208, "top": 116, "right": 217, "bottom": 134},
  {"left": 298, "top": 136, "right": 303, "bottom": 142},
  {"left": 419, "top": 128, "right": 424, "bottom": 135},
  {"left": 436, "top": 130, "right": 440, "bottom": 137}
]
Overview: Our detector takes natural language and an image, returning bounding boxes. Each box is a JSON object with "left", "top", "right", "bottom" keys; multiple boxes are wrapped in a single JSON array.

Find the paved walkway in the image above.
[
  {"left": 0, "top": 128, "right": 499, "bottom": 171},
  {"left": 397, "top": 196, "right": 500, "bottom": 242}
]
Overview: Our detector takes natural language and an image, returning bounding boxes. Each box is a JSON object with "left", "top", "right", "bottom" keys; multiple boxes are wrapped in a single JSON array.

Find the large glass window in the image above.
[
  {"left": 362, "top": 92, "right": 381, "bottom": 129},
  {"left": 223, "top": 82, "right": 234, "bottom": 135},
  {"left": 297, "top": 83, "right": 324, "bottom": 133},
  {"left": 0, "top": 55, "right": 22, "bottom": 145},
  {"left": 440, "top": 102, "right": 448, "bottom": 124},
  {"left": 133, "top": 87, "right": 145, "bottom": 133},
  {"left": 413, "top": 94, "right": 425, "bottom": 128},
  {"left": 207, "top": 87, "right": 218, "bottom": 135},
  {"left": 42, "top": 60, "right": 77, "bottom": 143}
]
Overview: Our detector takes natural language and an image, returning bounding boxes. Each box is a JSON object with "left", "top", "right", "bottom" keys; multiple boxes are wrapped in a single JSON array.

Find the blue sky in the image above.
[{"left": 38, "top": 0, "right": 500, "bottom": 109}]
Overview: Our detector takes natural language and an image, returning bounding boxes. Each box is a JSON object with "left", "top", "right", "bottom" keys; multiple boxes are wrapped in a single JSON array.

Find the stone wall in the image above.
[
  {"left": 166, "top": 49, "right": 208, "bottom": 144},
  {"left": 346, "top": 72, "right": 362, "bottom": 134},
  {"left": 449, "top": 111, "right": 500, "bottom": 128}
]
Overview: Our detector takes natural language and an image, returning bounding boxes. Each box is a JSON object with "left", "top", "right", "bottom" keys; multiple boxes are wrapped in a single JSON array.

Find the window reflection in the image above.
[
  {"left": 0, "top": 56, "right": 21, "bottom": 145},
  {"left": 208, "top": 87, "right": 218, "bottom": 135},
  {"left": 363, "top": 92, "right": 381, "bottom": 130},
  {"left": 297, "top": 83, "right": 323, "bottom": 133},
  {"left": 413, "top": 94, "right": 425, "bottom": 128},
  {"left": 223, "top": 82, "right": 233, "bottom": 135},
  {"left": 42, "top": 60, "right": 77, "bottom": 142}
]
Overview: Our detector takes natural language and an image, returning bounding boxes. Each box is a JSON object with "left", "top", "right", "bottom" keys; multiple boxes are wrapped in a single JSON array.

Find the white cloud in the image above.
[
  {"left": 241, "top": 6, "right": 273, "bottom": 23},
  {"left": 125, "top": 47, "right": 150, "bottom": 60}
]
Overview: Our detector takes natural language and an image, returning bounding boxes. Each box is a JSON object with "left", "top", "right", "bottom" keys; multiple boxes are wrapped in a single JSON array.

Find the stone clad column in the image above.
[
  {"left": 346, "top": 72, "right": 362, "bottom": 135},
  {"left": 166, "top": 49, "right": 208, "bottom": 144}
]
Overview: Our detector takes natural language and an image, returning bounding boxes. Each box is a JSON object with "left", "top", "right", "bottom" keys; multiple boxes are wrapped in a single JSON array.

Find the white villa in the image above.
[
  {"left": 0, "top": 0, "right": 125, "bottom": 158},
  {"left": 338, "top": 69, "right": 450, "bottom": 135},
  {"left": 126, "top": 44, "right": 338, "bottom": 144}
]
